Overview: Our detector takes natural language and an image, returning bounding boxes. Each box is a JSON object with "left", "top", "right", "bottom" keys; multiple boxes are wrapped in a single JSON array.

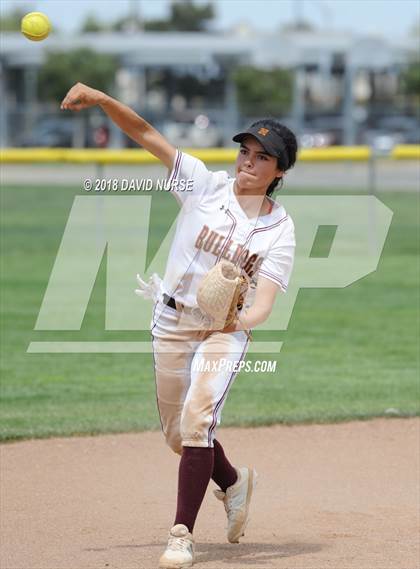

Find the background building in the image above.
[{"left": 0, "top": 1, "right": 419, "bottom": 148}]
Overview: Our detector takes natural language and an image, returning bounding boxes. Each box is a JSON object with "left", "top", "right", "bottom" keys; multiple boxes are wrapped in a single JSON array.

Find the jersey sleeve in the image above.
[
  {"left": 167, "top": 149, "right": 213, "bottom": 208},
  {"left": 259, "top": 216, "right": 296, "bottom": 292}
]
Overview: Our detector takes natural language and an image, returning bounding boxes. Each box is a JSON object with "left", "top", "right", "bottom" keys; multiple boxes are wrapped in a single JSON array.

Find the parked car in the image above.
[
  {"left": 18, "top": 117, "right": 76, "bottom": 147},
  {"left": 300, "top": 116, "right": 344, "bottom": 147},
  {"left": 362, "top": 115, "right": 420, "bottom": 153},
  {"left": 162, "top": 113, "right": 223, "bottom": 148},
  {"left": 298, "top": 128, "right": 336, "bottom": 148}
]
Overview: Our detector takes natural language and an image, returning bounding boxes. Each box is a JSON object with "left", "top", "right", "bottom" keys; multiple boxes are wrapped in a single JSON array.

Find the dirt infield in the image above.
[{"left": 1, "top": 418, "right": 419, "bottom": 569}]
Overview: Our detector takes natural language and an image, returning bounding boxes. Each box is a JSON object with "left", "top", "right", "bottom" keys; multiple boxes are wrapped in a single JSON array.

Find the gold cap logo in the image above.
[{"left": 258, "top": 127, "right": 269, "bottom": 136}]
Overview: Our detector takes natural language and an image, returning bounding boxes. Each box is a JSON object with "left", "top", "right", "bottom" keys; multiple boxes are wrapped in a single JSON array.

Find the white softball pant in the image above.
[{"left": 151, "top": 301, "right": 250, "bottom": 455}]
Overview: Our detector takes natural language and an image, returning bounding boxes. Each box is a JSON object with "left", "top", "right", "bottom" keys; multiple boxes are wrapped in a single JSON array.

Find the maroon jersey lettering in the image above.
[
  {"left": 231, "top": 245, "right": 243, "bottom": 264},
  {"left": 252, "top": 257, "right": 264, "bottom": 277},
  {"left": 243, "top": 253, "right": 258, "bottom": 275},
  {"left": 195, "top": 225, "right": 209, "bottom": 249},
  {"left": 203, "top": 230, "right": 218, "bottom": 252},
  {"left": 221, "top": 239, "right": 234, "bottom": 261},
  {"left": 212, "top": 234, "right": 225, "bottom": 256}
]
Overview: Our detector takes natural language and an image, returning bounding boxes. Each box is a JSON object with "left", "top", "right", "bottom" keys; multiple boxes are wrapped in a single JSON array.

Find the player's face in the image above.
[{"left": 235, "top": 136, "right": 283, "bottom": 194}]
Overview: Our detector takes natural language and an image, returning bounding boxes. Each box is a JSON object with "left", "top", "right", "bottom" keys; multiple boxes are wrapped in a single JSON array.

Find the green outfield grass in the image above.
[{"left": 0, "top": 182, "right": 419, "bottom": 441}]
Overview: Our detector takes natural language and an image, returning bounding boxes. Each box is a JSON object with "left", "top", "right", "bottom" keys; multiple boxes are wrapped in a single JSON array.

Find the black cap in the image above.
[{"left": 233, "top": 125, "right": 289, "bottom": 170}]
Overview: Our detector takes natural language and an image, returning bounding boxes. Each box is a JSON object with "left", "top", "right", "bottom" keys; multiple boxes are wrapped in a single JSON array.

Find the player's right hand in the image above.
[
  {"left": 60, "top": 82, "right": 106, "bottom": 111},
  {"left": 135, "top": 273, "right": 163, "bottom": 303}
]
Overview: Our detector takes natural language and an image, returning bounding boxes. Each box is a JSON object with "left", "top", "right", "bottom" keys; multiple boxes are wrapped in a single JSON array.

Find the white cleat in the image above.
[
  {"left": 214, "top": 466, "right": 257, "bottom": 543},
  {"left": 158, "top": 524, "right": 195, "bottom": 569}
]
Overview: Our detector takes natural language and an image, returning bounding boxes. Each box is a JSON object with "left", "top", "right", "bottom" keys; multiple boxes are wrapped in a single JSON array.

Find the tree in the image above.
[
  {"left": 0, "top": 7, "right": 28, "bottom": 32},
  {"left": 400, "top": 59, "right": 420, "bottom": 111},
  {"left": 233, "top": 66, "right": 294, "bottom": 118},
  {"left": 144, "top": 0, "right": 215, "bottom": 32},
  {"left": 112, "top": 16, "right": 143, "bottom": 32},
  {"left": 170, "top": 0, "right": 214, "bottom": 31},
  {"left": 80, "top": 14, "right": 108, "bottom": 33},
  {"left": 76, "top": 1, "right": 214, "bottom": 34},
  {"left": 401, "top": 60, "right": 420, "bottom": 103},
  {"left": 39, "top": 49, "right": 117, "bottom": 102},
  {"left": 409, "top": 18, "right": 420, "bottom": 37}
]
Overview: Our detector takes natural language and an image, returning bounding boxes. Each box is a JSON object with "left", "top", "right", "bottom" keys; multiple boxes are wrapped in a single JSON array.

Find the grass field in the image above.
[{"left": 0, "top": 181, "right": 419, "bottom": 441}]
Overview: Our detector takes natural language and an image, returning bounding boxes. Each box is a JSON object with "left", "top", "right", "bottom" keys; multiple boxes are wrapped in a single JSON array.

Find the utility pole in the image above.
[
  {"left": 343, "top": 61, "right": 356, "bottom": 146},
  {"left": 293, "top": 0, "right": 305, "bottom": 27},
  {"left": 129, "top": 0, "right": 143, "bottom": 31}
]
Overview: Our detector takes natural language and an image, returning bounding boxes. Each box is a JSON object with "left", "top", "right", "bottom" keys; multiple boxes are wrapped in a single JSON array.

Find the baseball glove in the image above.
[{"left": 196, "top": 260, "right": 249, "bottom": 330}]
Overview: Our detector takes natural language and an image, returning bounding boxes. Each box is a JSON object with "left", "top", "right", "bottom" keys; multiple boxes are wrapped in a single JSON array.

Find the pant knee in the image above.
[
  {"left": 180, "top": 412, "right": 212, "bottom": 447},
  {"left": 164, "top": 431, "right": 183, "bottom": 455}
]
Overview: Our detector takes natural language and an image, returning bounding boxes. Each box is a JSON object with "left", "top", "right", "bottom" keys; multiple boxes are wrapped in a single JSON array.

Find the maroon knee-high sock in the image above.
[
  {"left": 174, "top": 446, "right": 214, "bottom": 533},
  {"left": 212, "top": 439, "right": 238, "bottom": 492}
]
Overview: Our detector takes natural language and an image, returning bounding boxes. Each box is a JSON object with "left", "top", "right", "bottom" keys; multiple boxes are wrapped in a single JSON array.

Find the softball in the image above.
[{"left": 21, "top": 12, "right": 51, "bottom": 42}]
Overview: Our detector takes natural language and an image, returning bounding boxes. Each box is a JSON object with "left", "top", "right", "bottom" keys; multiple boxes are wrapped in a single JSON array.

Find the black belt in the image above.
[
  {"left": 162, "top": 292, "right": 251, "bottom": 340},
  {"left": 163, "top": 293, "right": 177, "bottom": 310}
]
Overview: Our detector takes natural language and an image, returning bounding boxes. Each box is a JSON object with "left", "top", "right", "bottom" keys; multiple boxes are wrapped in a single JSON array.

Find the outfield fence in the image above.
[
  {"left": 1, "top": 145, "right": 419, "bottom": 193},
  {"left": 1, "top": 145, "right": 419, "bottom": 164}
]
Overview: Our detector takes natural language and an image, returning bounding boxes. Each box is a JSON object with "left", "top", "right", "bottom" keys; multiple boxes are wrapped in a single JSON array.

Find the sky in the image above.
[{"left": 1, "top": 0, "right": 419, "bottom": 39}]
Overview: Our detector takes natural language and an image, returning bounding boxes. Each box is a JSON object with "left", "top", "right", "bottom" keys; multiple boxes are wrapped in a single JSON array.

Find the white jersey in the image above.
[{"left": 162, "top": 150, "right": 296, "bottom": 308}]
